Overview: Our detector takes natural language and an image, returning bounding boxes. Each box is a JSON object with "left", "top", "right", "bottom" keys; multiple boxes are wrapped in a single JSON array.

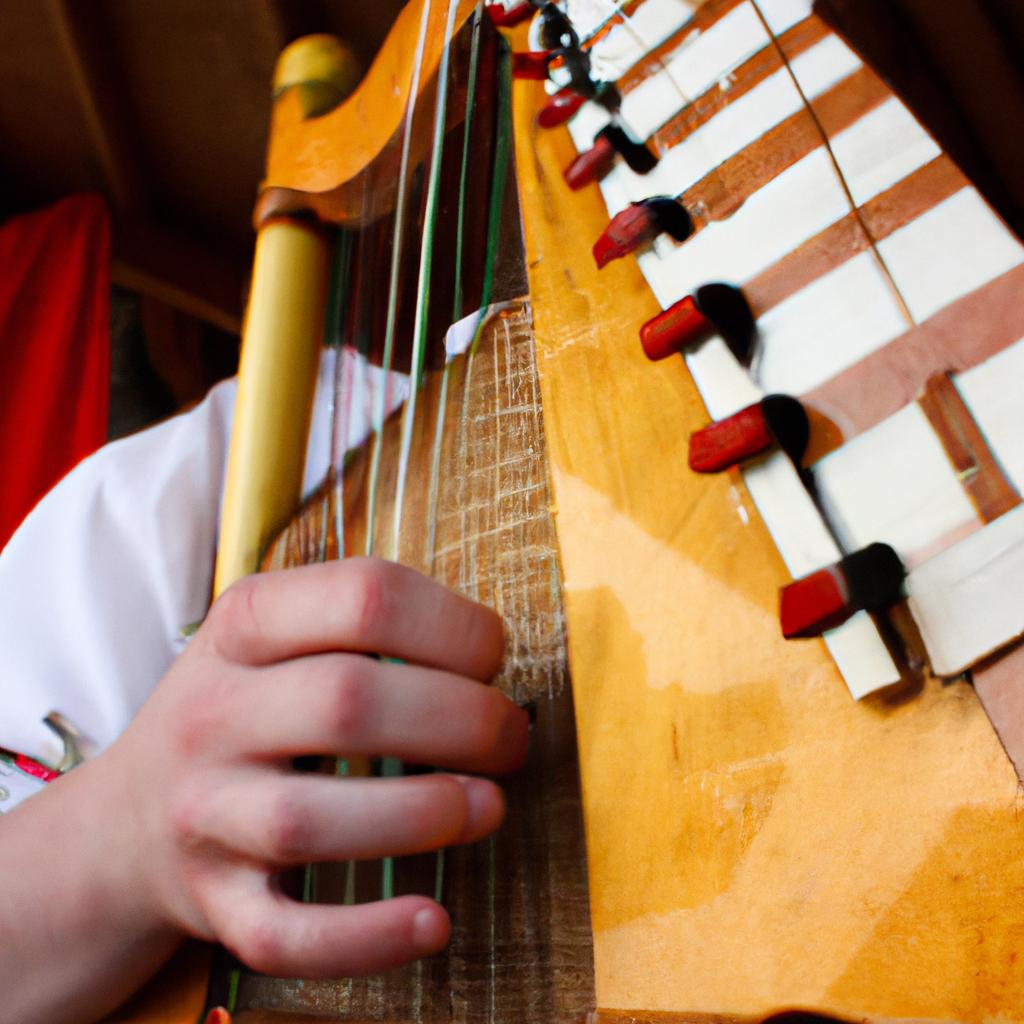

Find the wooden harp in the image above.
[{"left": 130, "top": 0, "right": 1024, "bottom": 1020}]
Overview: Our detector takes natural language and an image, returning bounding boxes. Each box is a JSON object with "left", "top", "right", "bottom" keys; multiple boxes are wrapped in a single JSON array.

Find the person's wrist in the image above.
[{"left": 68, "top": 749, "right": 179, "bottom": 948}]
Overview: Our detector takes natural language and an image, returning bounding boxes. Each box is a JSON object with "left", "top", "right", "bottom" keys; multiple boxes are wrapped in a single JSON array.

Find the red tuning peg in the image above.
[
  {"left": 564, "top": 134, "right": 616, "bottom": 189},
  {"left": 512, "top": 50, "right": 552, "bottom": 80},
  {"left": 565, "top": 125, "right": 657, "bottom": 189},
  {"left": 640, "top": 283, "right": 755, "bottom": 364},
  {"left": 486, "top": 2, "right": 535, "bottom": 27},
  {"left": 538, "top": 87, "right": 587, "bottom": 128},
  {"left": 592, "top": 197, "right": 692, "bottom": 268},
  {"left": 689, "top": 395, "right": 809, "bottom": 473},
  {"left": 780, "top": 543, "right": 906, "bottom": 639},
  {"left": 641, "top": 295, "right": 711, "bottom": 361},
  {"left": 689, "top": 404, "right": 774, "bottom": 473}
]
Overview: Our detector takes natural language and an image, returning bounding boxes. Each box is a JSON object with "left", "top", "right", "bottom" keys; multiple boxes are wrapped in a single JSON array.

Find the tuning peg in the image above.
[
  {"left": 640, "top": 283, "right": 755, "bottom": 364},
  {"left": 593, "top": 197, "right": 692, "bottom": 268},
  {"left": 780, "top": 543, "right": 906, "bottom": 639},
  {"left": 539, "top": 80, "right": 620, "bottom": 129},
  {"left": 688, "top": 395, "right": 809, "bottom": 473},
  {"left": 602, "top": 125, "right": 657, "bottom": 174},
  {"left": 565, "top": 133, "right": 616, "bottom": 189},
  {"left": 593, "top": 83, "right": 622, "bottom": 113},
  {"left": 486, "top": 1, "right": 536, "bottom": 27},
  {"left": 539, "top": 2, "right": 577, "bottom": 49},
  {"left": 565, "top": 125, "right": 657, "bottom": 189},
  {"left": 512, "top": 50, "right": 552, "bottom": 79},
  {"left": 538, "top": 86, "right": 587, "bottom": 127}
]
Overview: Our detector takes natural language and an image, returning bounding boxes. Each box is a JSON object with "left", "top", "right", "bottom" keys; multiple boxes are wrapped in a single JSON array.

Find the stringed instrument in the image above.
[{"left": 119, "top": 0, "right": 1024, "bottom": 1020}]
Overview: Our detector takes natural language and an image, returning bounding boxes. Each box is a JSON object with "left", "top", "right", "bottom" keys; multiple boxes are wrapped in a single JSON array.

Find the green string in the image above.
[
  {"left": 452, "top": 9, "right": 484, "bottom": 323},
  {"left": 468, "top": 35, "right": 513, "bottom": 356},
  {"left": 322, "top": 228, "right": 351, "bottom": 349},
  {"left": 226, "top": 967, "right": 240, "bottom": 1013}
]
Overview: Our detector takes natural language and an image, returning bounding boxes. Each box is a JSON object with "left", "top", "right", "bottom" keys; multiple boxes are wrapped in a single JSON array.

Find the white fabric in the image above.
[
  {"left": 0, "top": 312, "right": 494, "bottom": 767},
  {"left": 0, "top": 349, "right": 367, "bottom": 766},
  {"left": 0, "top": 376, "right": 235, "bottom": 766}
]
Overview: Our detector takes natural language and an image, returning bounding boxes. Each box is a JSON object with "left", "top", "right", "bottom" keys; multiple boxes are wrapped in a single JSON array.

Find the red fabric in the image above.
[{"left": 0, "top": 194, "right": 111, "bottom": 550}]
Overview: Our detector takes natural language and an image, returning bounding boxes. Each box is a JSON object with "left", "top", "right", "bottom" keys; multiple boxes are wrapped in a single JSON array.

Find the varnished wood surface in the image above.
[
  {"left": 510, "top": 19, "right": 1024, "bottom": 1022},
  {"left": 241, "top": 299, "right": 594, "bottom": 1021},
  {"left": 264, "top": 303, "right": 567, "bottom": 703},
  {"left": 232, "top": 687, "right": 594, "bottom": 1022},
  {"left": 259, "top": 0, "right": 478, "bottom": 226}
]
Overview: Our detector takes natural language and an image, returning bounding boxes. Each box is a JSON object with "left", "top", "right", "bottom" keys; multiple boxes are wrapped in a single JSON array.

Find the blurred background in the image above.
[
  {"left": 0, "top": 0, "right": 405, "bottom": 433},
  {"left": 0, "top": 0, "right": 1019, "bottom": 439}
]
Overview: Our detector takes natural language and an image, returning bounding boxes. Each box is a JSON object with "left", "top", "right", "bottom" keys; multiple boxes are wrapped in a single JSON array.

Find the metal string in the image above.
[
  {"left": 364, "top": 0, "right": 436, "bottom": 558},
  {"left": 391, "top": 0, "right": 464, "bottom": 561},
  {"left": 748, "top": 0, "right": 916, "bottom": 329}
]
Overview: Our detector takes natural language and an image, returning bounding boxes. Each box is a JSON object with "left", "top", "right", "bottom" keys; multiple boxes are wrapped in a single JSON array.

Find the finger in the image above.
[
  {"left": 226, "top": 653, "right": 529, "bottom": 774},
  {"left": 180, "top": 773, "right": 505, "bottom": 864},
  {"left": 205, "top": 558, "right": 504, "bottom": 679},
  {"left": 201, "top": 866, "right": 450, "bottom": 977}
]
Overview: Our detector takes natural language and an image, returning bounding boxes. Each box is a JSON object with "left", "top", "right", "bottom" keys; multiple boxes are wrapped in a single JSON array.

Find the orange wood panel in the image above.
[
  {"left": 259, "top": 0, "right": 477, "bottom": 225},
  {"left": 511, "top": 25, "right": 1024, "bottom": 1022}
]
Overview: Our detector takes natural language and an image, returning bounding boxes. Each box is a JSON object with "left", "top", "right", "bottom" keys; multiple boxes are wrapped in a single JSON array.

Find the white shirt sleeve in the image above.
[
  {"left": 0, "top": 345, "right": 408, "bottom": 768},
  {"left": 0, "top": 377, "right": 237, "bottom": 765}
]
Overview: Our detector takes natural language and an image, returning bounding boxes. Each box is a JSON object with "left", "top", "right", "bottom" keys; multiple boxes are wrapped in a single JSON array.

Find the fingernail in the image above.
[
  {"left": 458, "top": 776, "right": 502, "bottom": 838},
  {"left": 413, "top": 905, "right": 448, "bottom": 954}
]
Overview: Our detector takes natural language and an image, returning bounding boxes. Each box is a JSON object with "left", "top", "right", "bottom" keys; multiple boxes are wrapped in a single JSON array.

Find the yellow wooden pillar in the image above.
[
  {"left": 212, "top": 217, "right": 328, "bottom": 596},
  {"left": 212, "top": 32, "right": 362, "bottom": 597}
]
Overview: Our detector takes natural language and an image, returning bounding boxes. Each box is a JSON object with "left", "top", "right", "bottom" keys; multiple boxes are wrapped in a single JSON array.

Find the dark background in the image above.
[
  {"left": 1, "top": 0, "right": 1020, "bottom": 432},
  {"left": 0, "top": 0, "right": 405, "bottom": 428}
]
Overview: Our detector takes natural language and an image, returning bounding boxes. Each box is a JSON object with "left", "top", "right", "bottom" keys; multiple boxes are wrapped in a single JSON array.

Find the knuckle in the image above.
[
  {"left": 232, "top": 916, "right": 285, "bottom": 974},
  {"left": 263, "top": 789, "right": 311, "bottom": 862},
  {"left": 326, "top": 660, "right": 372, "bottom": 745},
  {"left": 208, "top": 576, "right": 262, "bottom": 660},
  {"left": 168, "top": 678, "right": 236, "bottom": 759},
  {"left": 342, "top": 559, "right": 393, "bottom": 640},
  {"left": 167, "top": 784, "right": 212, "bottom": 851}
]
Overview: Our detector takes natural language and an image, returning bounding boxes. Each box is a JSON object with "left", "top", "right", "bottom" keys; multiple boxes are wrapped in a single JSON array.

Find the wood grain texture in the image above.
[
  {"left": 510, "top": 19, "right": 1024, "bottom": 1020},
  {"left": 918, "top": 372, "right": 1021, "bottom": 524},
  {"left": 263, "top": 303, "right": 568, "bottom": 704},
  {"left": 238, "top": 303, "right": 594, "bottom": 1021},
  {"left": 233, "top": 688, "right": 593, "bottom": 1023},
  {"left": 259, "top": 0, "right": 478, "bottom": 225}
]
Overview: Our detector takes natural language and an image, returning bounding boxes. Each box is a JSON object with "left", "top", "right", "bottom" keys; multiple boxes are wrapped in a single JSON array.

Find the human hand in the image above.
[{"left": 104, "top": 557, "right": 527, "bottom": 978}]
